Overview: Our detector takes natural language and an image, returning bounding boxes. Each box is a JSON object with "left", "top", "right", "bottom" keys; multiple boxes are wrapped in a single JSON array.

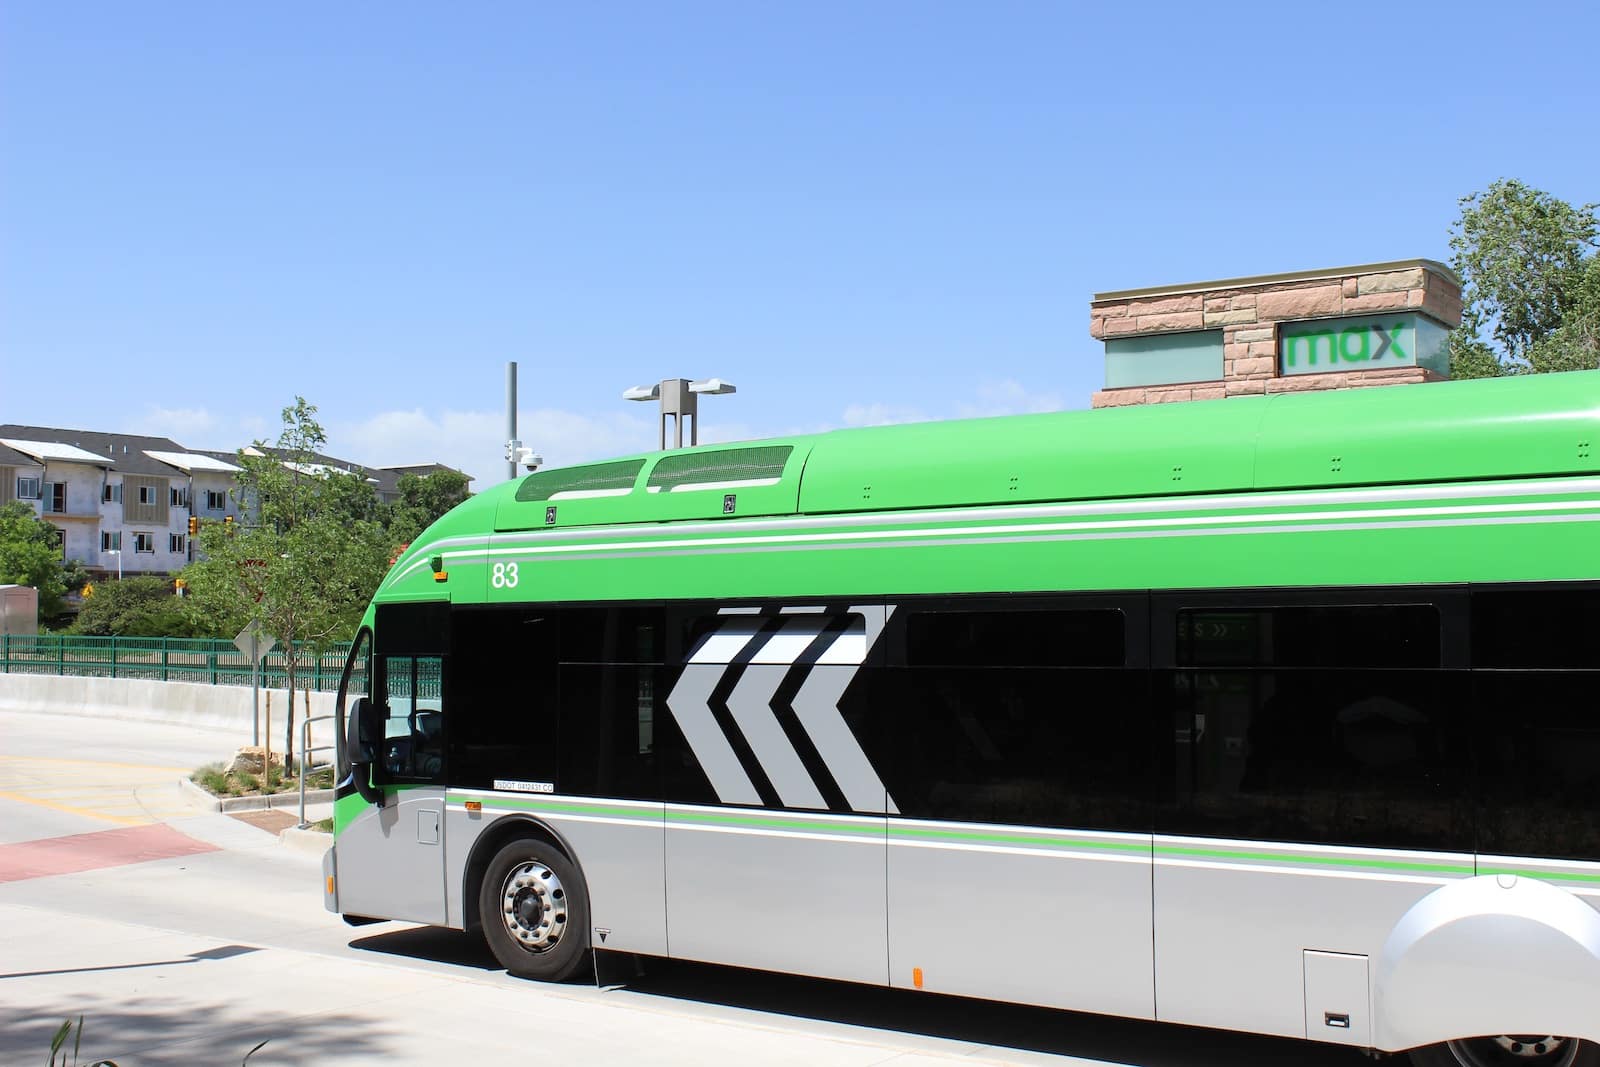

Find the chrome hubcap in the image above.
[{"left": 499, "top": 860, "right": 567, "bottom": 953}]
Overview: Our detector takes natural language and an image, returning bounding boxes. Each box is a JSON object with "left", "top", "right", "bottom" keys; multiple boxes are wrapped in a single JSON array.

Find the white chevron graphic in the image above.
[{"left": 671, "top": 606, "right": 898, "bottom": 812}]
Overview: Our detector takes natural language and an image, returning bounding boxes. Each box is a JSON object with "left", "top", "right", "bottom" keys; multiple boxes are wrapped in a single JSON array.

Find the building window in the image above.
[
  {"left": 102, "top": 483, "right": 123, "bottom": 503},
  {"left": 1103, "top": 329, "right": 1225, "bottom": 389},
  {"left": 16, "top": 476, "right": 41, "bottom": 500},
  {"left": 45, "top": 483, "right": 67, "bottom": 513},
  {"left": 204, "top": 489, "right": 226, "bottom": 512},
  {"left": 137, "top": 485, "right": 157, "bottom": 506},
  {"left": 170, "top": 487, "right": 187, "bottom": 507},
  {"left": 101, "top": 531, "right": 122, "bottom": 552},
  {"left": 169, "top": 533, "right": 185, "bottom": 553},
  {"left": 133, "top": 532, "right": 155, "bottom": 554}
]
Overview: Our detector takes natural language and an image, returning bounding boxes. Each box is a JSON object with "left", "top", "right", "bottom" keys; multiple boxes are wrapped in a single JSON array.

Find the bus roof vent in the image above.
[
  {"left": 515, "top": 458, "right": 646, "bottom": 502},
  {"left": 646, "top": 445, "right": 793, "bottom": 493}
]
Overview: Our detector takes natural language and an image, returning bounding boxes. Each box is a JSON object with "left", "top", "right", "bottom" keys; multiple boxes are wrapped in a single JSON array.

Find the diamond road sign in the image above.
[{"left": 233, "top": 620, "right": 277, "bottom": 661}]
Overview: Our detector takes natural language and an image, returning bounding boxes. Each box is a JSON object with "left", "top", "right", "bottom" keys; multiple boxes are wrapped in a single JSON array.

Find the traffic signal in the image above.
[
  {"left": 188, "top": 516, "right": 199, "bottom": 537},
  {"left": 223, "top": 515, "right": 234, "bottom": 531}
]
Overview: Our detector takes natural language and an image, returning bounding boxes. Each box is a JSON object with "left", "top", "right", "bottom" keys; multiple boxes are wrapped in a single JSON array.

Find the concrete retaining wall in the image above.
[{"left": 0, "top": 672, "right": 337, "bottom": 740}]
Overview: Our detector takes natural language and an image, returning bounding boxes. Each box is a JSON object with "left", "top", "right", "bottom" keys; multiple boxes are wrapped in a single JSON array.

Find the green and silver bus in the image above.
[{"left": 327, "top": 370, "right": 1600, "bottom": 1067}]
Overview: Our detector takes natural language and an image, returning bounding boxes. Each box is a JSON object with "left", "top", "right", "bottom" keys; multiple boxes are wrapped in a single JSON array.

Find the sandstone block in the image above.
[
  {"left": 1268, "top": 372, "right": 1343, "bottom": 393},
  {"left": 1342, "top": 291, "right": 1410, "bottom": 313},
  {"left": 1232, "top": 327, "right": 1275, "bottom": 343},
  {"left": 1192, "top": 386, "right": 1227, "bottom": 400},
  {"left": 1101, "top": 316, "right": 1146, "bottom": 336},
  {"left": 1256, "top": 284, "right": 1343, "bottom": 320},
  {"left": 1128, "top": 294, "right": 1204, "bottom": 316},
  {"left": 1090, "top": 302, "right": 1130, "bottom": 318},
  {"left": 1091, "top": 388, "right": 1147, "bottom": 408},
  {"left": 1343, "top": 278, "right": 1359, "bottom": 297},
  {"left": 1226, "top": 379, "right": 1268, "bottom": 396},
  {"left": 1153, "top": 389, "right": 1194, "bottom": 403},
  {"left": 1227, "top": 294, "right": 1258, "bottom": 310},
  {"left": 1357, "top": 268, "right": 1426, "bottom": 295},
  {"left": 1235, "top": 355, "right": 1276, "bottom": 375},
  {"left": 1205, "top": 309, "right": 1257, "bottom": 326},
  {"left": 1421, "top": 291, "right": 1463, "bottom": 328},
  {"left": 1134, "top": 311, "right": 1206, "bottom": 331}
]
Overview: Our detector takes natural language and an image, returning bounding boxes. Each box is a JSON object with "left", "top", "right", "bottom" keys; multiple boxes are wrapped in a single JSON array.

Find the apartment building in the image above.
[
  {"left": 2, "top": 423, "right": 471, "bottom": 579},
  {"left": 0, "top": 426, "right": 235, "bottom": 576}
]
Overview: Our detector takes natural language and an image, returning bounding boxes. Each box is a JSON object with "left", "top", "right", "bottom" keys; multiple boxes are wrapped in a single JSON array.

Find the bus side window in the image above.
[{"left": 378, "top": 654, "right": 446, "bottom": 781}]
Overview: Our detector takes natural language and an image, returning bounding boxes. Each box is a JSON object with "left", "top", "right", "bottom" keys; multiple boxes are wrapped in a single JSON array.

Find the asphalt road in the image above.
[{"left": 0, "top": 708, "right": 1373, "bottom": 1067}]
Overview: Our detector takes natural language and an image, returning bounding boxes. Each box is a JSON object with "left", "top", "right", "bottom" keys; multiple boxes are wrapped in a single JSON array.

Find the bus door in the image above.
[{"left": 336, "top": 601, "right": 451, "bottom": 925}]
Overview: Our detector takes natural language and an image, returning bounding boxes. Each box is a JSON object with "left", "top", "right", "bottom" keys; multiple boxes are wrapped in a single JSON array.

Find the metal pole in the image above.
[{"left": 506, "top": 361, "right": 519, "bottom": 481}]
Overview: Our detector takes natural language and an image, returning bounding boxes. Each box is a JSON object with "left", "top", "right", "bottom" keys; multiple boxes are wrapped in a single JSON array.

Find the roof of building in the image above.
[
  {"left": 141, "top": 450, "right": 243, "bottom": 475},
  {"left": 0, "top": 438, "right": 116, "bottom": 466},
  {"left": 0, "top": 424, "right": 459, "bottom": 492},
  {"left": 383, "top": 462, "right": 475, "bottom": 484},
  {"left": 0, "top": 441, "right": 40, "bottom": 468},
  {"left": 1091, "top": 258, "right": 1459, "bottom": 303},
  {"left": 0, "top": 425, "right": 189, "bottom": 476}
]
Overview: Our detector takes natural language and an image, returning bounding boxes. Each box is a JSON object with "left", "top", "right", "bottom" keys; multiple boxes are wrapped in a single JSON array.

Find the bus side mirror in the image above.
[{"left": 346, "top": 697, "right": 387, "bottom": 808}]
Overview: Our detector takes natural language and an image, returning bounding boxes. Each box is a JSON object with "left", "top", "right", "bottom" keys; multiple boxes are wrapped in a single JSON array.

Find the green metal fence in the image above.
[{"left": 0, "top": 635, "right": 353, "bottom": 691}]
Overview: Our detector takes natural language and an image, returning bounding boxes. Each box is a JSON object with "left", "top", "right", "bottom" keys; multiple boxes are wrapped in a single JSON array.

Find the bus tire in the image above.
[
  {"left": 1410, "top": 1037, "right": 1598, "bottom": 1067},
  {"left": 478, "top": 837, "right": 590, "bottom": 982}
]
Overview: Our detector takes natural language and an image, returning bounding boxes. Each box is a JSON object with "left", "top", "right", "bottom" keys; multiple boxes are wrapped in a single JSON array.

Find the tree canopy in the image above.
[
  {"left": 182, "top": 398, "right": 392, "bottom": 759},
  {"left": 0, "top": 501, "right": 77, "bottom": 621},
  {"left": 383, "top": 468, "right": 472, "bottom": 550},
  {"left": 1448, "top": 179, "right": 1599, "bottom": 378}
]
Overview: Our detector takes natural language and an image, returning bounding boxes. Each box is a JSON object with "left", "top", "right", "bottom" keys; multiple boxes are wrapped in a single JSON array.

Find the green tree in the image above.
[
  {"left": 1448, "top": 179, "right": 1599, "bottom": 377},
  {"left": 0, "top": 501, "right": 71, "bottom": 621},
  {"left": 183, "top": 398, "right": 390, "bottom": 762},
  {"left": 382, "top": 468, "right": 471, "bottom": 549}
]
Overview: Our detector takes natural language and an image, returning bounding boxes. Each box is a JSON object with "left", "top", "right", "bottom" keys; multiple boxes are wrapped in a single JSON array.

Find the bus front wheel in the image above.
[
  {"left": 1411, "top": 1037, "right": 1597, "bottom": 1067},
  {"left": 479, "top": 838, "right": 590, "bottom": 982}
]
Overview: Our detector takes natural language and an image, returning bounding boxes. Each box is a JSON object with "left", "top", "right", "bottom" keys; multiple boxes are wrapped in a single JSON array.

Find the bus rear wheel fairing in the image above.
[
  {"left": 478, "top": 838, "right": 591, "bottom": 982},
  {"left": 1411, "top": 1036, "right": 1596, "bottom": 1067}
]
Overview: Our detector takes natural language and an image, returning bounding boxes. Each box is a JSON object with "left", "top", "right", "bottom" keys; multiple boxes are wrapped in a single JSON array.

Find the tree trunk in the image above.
[{"left": 284, "top": 645, "right": 297, "bottom": 771}]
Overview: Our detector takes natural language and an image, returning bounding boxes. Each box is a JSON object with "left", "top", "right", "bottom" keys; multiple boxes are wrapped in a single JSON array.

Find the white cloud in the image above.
[
  {"left": 839, "top": 402, "right": 932, "bottom": 428},
  {"left": 127, "top": 406, "right": 269, "bottom": 450}
]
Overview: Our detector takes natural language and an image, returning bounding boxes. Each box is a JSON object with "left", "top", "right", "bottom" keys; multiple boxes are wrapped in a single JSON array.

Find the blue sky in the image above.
[{"left": 3, "top": 2, "right": 1596, "bottom": 485}]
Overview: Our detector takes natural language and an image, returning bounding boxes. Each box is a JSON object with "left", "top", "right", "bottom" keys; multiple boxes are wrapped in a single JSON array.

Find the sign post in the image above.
[{"left": 234, "top": 620, "right": 278, "bottom": 747}]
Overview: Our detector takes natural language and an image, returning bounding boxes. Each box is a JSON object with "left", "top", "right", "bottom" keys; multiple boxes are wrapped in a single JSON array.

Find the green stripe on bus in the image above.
[
  {"left": 459, "top": 792, "right": 1600, "bottom": 884},
  {"left": 1153, "top": 843, "right": 1474, "bottom": 877}
]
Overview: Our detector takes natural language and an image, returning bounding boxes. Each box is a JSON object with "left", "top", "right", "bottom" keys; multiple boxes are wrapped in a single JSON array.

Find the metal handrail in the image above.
[{"left": 298, "top": 713, "right": 337, "bottom": 829}]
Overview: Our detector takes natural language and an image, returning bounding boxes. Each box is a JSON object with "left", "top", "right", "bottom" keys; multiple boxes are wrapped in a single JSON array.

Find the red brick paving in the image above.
[{"left": 0, "top": 824, "right": 218, "bottom": 883}]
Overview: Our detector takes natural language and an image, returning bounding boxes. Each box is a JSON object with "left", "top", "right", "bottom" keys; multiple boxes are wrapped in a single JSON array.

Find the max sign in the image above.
[{"left": 1279, "top": 315, "right": 1415, "bottom": 376}]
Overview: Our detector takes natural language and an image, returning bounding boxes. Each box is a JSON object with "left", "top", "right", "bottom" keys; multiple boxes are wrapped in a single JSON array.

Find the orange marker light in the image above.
[
  {"left": 433, "top": 570, "right": 448, "bottom": 582},
  {"left": 912, "top": 967, "right": 924, "bottom": 990},
  {"left": 465, "top": 800, "right": 483, "bottom": 813},
  {"left": 326, "top": 876, "right": 335, "bottom": 895}
]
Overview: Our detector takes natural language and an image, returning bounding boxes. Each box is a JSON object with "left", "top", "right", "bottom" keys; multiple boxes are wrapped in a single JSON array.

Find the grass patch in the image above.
[
  {"left": 190, "top": 762, "right": 337, "bottom": 798},
  {"left": 311, "top": 817, "right": 334, "bottom": 833}
]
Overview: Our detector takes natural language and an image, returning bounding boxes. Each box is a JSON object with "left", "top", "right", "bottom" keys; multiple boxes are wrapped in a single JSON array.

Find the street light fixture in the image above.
[{"left": 623, "top": 377, "right": 738, "bottom": 450}]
